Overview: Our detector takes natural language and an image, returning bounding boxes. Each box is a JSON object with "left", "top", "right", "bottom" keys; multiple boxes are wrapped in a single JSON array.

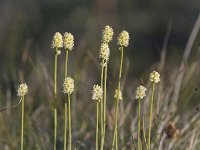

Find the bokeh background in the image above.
[{"left": 0, "top": 0, "right": 200, "bottom": 149}]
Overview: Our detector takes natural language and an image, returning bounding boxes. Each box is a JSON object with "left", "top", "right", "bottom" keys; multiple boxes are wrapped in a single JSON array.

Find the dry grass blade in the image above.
[{"left": 171, "top": 14, "right": 200, "bottom": 112}]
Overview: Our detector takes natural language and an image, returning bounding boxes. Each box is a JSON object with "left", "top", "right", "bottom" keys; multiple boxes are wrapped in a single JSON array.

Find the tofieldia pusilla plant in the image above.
[{"left": 17, "top": 83, "right": 28, "bottom": 150}]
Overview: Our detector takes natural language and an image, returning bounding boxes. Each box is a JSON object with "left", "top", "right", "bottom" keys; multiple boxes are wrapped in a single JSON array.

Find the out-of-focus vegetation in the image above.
[{"left": 0, "top": 0, "right": 200, "bottom": 149}]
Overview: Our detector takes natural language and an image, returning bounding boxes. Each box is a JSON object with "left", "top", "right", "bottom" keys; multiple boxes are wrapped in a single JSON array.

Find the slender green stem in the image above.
[
  {"left": 101, "top": 61, "right": 108, "bottom": 150},
  {"left": 21, "top": 96, "right": 24, "bottom": 150},
  {"left": 115, "top": 111, "right": 118, "bottom": 150},
  {"left": 64, "top": 49, "right": 69, "bottom": 150},
  {"left": 100, "top": 59, "right": 105, "bottom": 148},
  {"left": 65, "top": 49, "right": 69, "bottom": 78},
  {"left": 54, "top": 49, "right": 58, "bottom": 150},
  {"left": 142, "top": 116, "right": 148, "bottom": 150},
  {"left": 54, "top": 49, "right": 58, "bottom": 100},
  {"left": 111, "top": 47, "right": 124, "bottom": 150},
  {"left": 96, "top": 102, "right": 99, "bottom": 150},
  {"left": 103, "top": 63, "right": 108, "bottom": 128},
  {"left": 111, "top": 99, "right": 119, "bottom": 150},
  {"left": 64, "top": 102, "right": 67, "bottom": 150},
  {"left": 148, "top": 82, "right": 155, "bottom": 150},
  {"left": 112, "top": 130, "right": 116, "bottom": 150},
  {"left": 118, "top": 47, "right": 124, "bottom": 81},
  {"left": 68, "top": 94, "right": 72, "bottom": 150},
  {"left": 116, "top": 47, "right": 124, "bottom": 149},
  {"left": 54, "top": 108, "right": 57, "bottom": 150},
  {"left": 138, "top": 99, "right": 141, "bottom": 150}
]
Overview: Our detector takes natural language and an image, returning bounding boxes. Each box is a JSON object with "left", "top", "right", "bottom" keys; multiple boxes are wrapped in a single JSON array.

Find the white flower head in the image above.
[
  {"left": 149, "top": 71, "right": 160, "bottom": 83},
  {"left": 17, "top": 83, "right": 28, "bottom": 97},
  {"left": 114, "top": 89, "right": 122, "bottom": 100},
  {"left": 91, "top": 84, "right": 103, "bottom": 102},
  {"left": 63, "top": 32, "right": 74, "bottom": 50},
  {"left": 102, "top": 25, "right": 114, "bottom": 43},
  {"left": 99, "top": 43, "right": 110, "bottom": 61},
  {"left": 51, "top": 32, "right": 63, "bottom": 48},
  {"left": 117, "top": 30, "right": 130, "bottom": 47},
  {"left": 63, "top": 77, "right": 75, "bottom": 94},
  {"left": 135, "top": 85, "right": 146, "bottom": 99}
]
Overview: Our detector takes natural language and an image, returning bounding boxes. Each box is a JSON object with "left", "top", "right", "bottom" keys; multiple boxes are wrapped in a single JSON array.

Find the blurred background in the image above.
[{"left": 0, "top": 0, "right": 200, "bottom": 149}]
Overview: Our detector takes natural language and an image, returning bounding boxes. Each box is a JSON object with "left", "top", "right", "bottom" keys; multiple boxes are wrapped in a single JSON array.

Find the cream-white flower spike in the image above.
[
  {"left": 17, "top": 83, "right": 28, "bottom": 97},
  {"left": 135, "top": 85, "right": 146, "bottom": 99},
  {"left": 91, "top": 84, "right": 103, "bottom": 102},
  {"left": 63, "top": 77, "right": 75, "bottom": 94},
  {"left": 63, "top": 32, "right": 74, "bottom": 50},
  {"left": 99, "top": 43, "right": 110, "bottom": 61},
  {"left": 102, "top": 25, "right": 114, "bottom": 43},
  {"left": 149, "top": 71, "right": 160, "bottom": 83},
  {"left": 117, "top": 30, "right": 130, "bottom": 47},
  {"left": 114, "top": 89, "right": 122, "bottom": 100},
  {"left": 51, "top": 32, "right": 63, "bottom": 48}
]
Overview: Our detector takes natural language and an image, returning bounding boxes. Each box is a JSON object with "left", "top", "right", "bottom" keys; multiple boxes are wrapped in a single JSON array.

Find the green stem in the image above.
[
  {"left": 64, "top": 49, "right": 69, "bottom": 150},
  {"left": 115, "top": 111, "right": 118, "bottom": 150},
  {"left": 54, "top": 49, "right": 58, "bottom": 100},
  {"left": 100, "top": 59, "right": 105, "bottom": 148},
  {"left": 64, "top": 102, "right": 67, "bottom": 150},
  {"left": 54, "top": 108, "right": 57, "bottom": 150},
  {"left": 65, "top": 49, "right": 69, "bottom": 78},
  {"left": 142, "top": 115, "right": 148, "bottom": 150},
  {"left": 96, "top": 102, "right": 99, "bottom": 150},
  {"left": 101, "top": 62, "right": 108, "bottom": 150},
  {"left": 111, "top": 47, "right": 124, "bottom": 150},
  {"left": 148, "top": 82, "right": 155, "bottom": 150},
  {"left": 21, "top": 96, "right": 24, "bottom": 150},
  {"left": 116, "top": 47, "right": 124, "bottom": 149},
  {"left": 138, "top": 99, "right": 141, "bottom": 150},
  {"left": 111, "top": 99, "right": 119, "bottom": 150},
  {"left": 54, "top": 49, "right": 58, "bottom": 150},
  {"left": 118, "top": 47, "right": 124, "bottom": 81},
  {"left": 68, "top": 94, "right": 72, "bottom": 150}
]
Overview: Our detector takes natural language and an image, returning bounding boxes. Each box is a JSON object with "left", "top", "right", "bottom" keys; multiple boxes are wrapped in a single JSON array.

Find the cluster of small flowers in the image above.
[
  {"left": 149, "top": 71, "right": 160, "bottom": 83},
  {"left": 17, "top": 83, "right": 28, "bottom": 97},
  {"left": 95, "top": 26, "right": 131, "bottom": 102},
  {"left": 99, "top": 26, "right": 113, "bottom": 61},
  {"left": 51, "top": 32, "right": 63, "bottom": 49},
  {"left": 99, "top": 26, "right": 130, "bottom": 62},
  {"left": 19, "top": 30, "right": 160, "bottom": 104},
  {"left": 117, "top": 30, "right": 130, "bottom": 47},
  {"left": 102, "top": 25, "right": 114, "bottom": 44},
  {"left": 63, "top": 77, "right": 75, "bottom": 95},
  {"left": 99, "top": 43, "right": 110, "bottom": 61},
  {"left": 135, "top": 71, "right": 160, "bottom": 99},
  {"left": 17, "top": 76, "right": 76, "bottom": 97},
  {"left": 52, "top": 32, "right": 74, "bottom": 50},
  {"left": 91, "top": 84, "right": 103, "bottom": 102},
  {"left": 63, "top": 32, "right": 74, "bottom": 50},
  {"left": 114, "top": 89, "right": 122, "bottom": 100},
  {"left": 135, "top": 85, "right": 147, "bottom": 99}
]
